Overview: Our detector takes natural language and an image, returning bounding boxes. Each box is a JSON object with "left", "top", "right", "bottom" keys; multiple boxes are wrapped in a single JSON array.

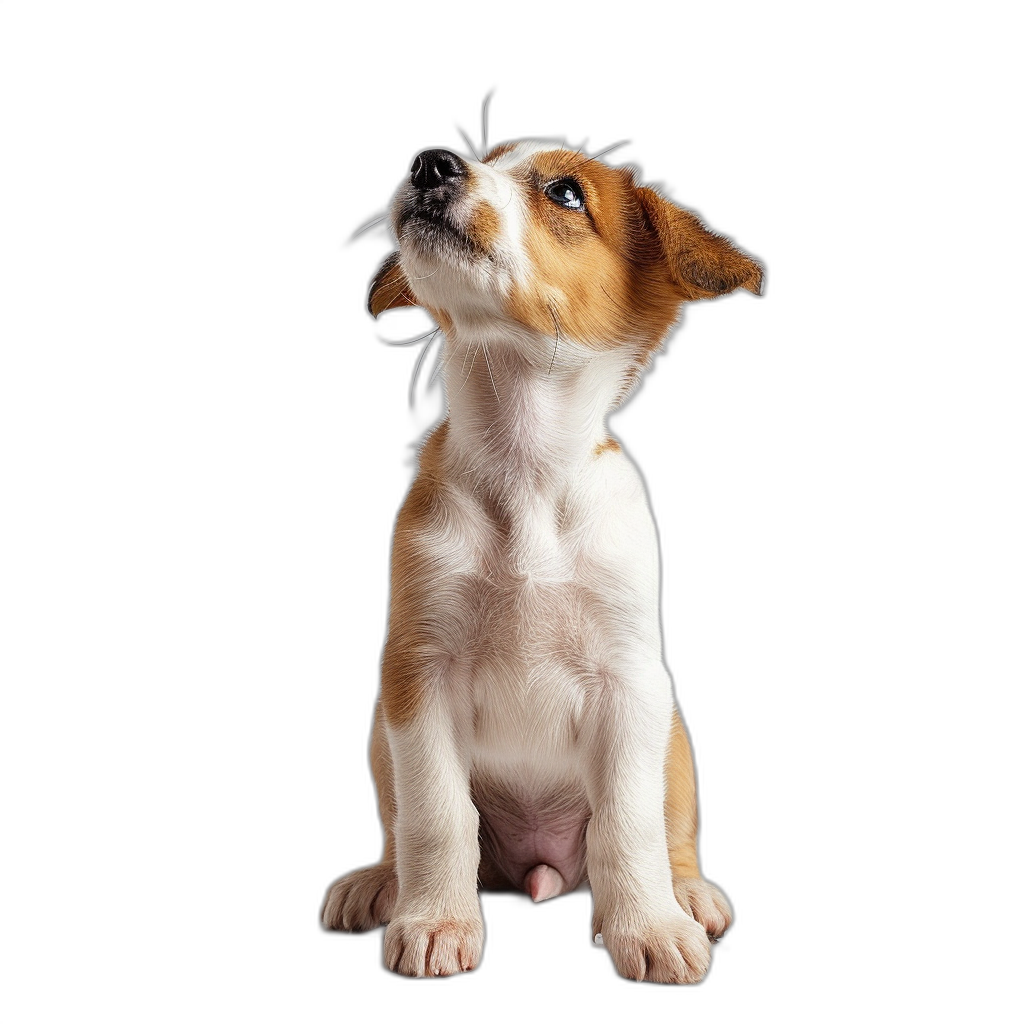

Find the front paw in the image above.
[
  {"left": 601, "top": 912, "right": 711, "bottom": 984},
  {"left": 384, "top": 916, "right": 484, "bottom": 977},
  {"left": 321, "top": 863, "right": 397, "bottom": 932}
]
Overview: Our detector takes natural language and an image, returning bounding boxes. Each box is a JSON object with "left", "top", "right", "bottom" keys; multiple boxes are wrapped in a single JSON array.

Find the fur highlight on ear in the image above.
[
  {"left": 637, "top": 187, "right": 763, "bottom": 301},
  {"left": 368, "top": 252, "right": 418, "bottom": 318}
]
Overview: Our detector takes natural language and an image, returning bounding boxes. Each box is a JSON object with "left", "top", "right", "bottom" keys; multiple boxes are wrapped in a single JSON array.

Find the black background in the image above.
[{"left": 253, "top": 61, "right": 823, "bottom": 999}]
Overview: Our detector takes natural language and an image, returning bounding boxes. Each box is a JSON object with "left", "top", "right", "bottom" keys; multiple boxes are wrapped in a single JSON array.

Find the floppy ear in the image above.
[
  {"left": 367, "top": 252, "right": 418, "bottom": 317},
  {"left": 637, "top": 187, "right": 763, "bottom": 301}
]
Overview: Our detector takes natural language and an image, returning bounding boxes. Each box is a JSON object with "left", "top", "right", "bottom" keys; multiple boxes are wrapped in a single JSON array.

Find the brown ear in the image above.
[
  {"left": 368, "top": 252, "right": 418, "bottom": 317},
  {"left": 637, "top": 187, "right": 763, "bottom": 301}
]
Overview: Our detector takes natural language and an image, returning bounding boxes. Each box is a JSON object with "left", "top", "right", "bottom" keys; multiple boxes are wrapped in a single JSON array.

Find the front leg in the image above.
[
  {"left": 584, "top": 669, "right": 712, "bottom": 984},
  {"left": 383, "top": 701, "right": 483, "bottom": 977}
]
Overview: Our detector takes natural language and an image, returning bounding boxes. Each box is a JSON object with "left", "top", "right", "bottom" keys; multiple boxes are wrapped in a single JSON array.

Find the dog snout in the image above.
[{"left": 410, "top": 149, "right": 467, "bottom": 190}]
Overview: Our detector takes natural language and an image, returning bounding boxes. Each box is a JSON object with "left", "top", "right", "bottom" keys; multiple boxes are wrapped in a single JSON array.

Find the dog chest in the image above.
[
  {"left": 386, "top": 452, "right": 664, "bottom": 741},
  {"left": 452, "top": 540, "right": 661, "bottom": 761},
  {"left": 426, "top": 480, "right": 655, "bottom": 636}
]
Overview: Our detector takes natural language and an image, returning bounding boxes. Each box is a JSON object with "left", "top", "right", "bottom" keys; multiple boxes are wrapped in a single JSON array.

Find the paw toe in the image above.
[
  {"left": 605, "top": 914, "right": 711, "bottom": 984},
  {"left": 384, "top": 917, "right": 483, "bottom": 977}
]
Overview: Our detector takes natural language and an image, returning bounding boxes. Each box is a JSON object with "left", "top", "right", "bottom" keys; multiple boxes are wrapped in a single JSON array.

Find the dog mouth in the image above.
[{"left": 396, "top": 203, "right": 483, "bottom": 261}]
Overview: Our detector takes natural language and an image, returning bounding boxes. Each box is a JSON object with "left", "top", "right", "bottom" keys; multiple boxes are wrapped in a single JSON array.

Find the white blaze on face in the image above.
[
  {"left": 391, "top": 148, "right": 532, "bottom": 319},
  {"left": 398, "top": 139, "right": 645, "bottom": 338},
  {"left": 465, "top": 156, "right": 530, "bottom": 289},
  {"left": 477, "top": 141, "right": 578, "bottom": 290}
]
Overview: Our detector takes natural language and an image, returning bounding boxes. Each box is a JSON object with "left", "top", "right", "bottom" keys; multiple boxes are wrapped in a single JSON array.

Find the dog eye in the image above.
[{"left": 545, "top": 179, "right": 585, "bottom": 211}]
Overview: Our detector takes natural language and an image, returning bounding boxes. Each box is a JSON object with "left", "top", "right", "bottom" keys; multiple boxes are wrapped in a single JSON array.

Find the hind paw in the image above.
[
  {"left": 321, "top": 863, "right": 397, "bottom": 932},
  {"left": 672, "top": 876, "right": 732, "bottom": 940}
]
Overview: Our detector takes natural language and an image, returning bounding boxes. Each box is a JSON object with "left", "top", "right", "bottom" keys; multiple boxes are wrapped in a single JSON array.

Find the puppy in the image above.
[{"left": 322, "top": 139, "right": 761, "bottom": 983}]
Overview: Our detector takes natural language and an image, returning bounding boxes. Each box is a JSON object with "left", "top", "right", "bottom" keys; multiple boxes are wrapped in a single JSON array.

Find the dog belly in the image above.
[{"left": 472, "top": 774, "right": 590, "bottom": 896}]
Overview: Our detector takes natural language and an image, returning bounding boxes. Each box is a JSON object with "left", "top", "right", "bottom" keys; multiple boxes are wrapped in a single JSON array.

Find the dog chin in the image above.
[{"left": 400, "top": 234, "right": 503, "bottom": 316}]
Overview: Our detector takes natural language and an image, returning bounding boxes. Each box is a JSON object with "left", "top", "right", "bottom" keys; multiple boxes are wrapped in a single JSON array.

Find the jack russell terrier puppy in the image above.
[{"left": 322, "top": 139, "right": 762, "bottom": 983}]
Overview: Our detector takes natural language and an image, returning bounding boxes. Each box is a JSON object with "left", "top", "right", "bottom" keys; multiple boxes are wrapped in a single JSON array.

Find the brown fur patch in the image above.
[
  {"left": 665, "top": 710, "right": 700, "bottom": 878},
  {"left": 465, "top": 181, "right": 502, "bottom": 251},
  {"left": 593, "top": 437, "right": 621, "bottom": 457},
  {"left": 482, "top": 142, "right": 517, "bottom": 163},
  {"left": 379, "top": 421, "right": 449, "bottom": 727},
  {"left": 500, "top": 150, "right": 760, "bottom": 358},
  {"left": 637, "top": 187, "right": 762, "bottom": 301},
  {"left": 506, "top": 153, "right": 655, "bottom": 348}
]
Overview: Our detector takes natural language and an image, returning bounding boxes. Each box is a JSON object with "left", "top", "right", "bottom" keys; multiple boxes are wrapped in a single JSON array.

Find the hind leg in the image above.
[
  {"left": 321, "top": 704, "right": 398, "bottom": 931},
  {"left": 666, "top": 710, "right": 732, "bottom": 939}
]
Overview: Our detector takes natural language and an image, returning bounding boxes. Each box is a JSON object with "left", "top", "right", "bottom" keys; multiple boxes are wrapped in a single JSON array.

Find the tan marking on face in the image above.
[
  {"left": 504, "top": 151, "right": 682, "bottom": 351},
  {"left": 482, "top": 142, "right": 517, "bottom": 163},
  {"left": 464, "top": 177, "right": 503, "bottom": 252}
]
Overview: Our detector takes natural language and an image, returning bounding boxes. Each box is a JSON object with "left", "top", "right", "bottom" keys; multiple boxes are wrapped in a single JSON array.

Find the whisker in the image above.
[
  {"left": 590, "top": 139, "right": 631, "bottom": 162},
  {"left": 481, "top": 90, "right": 494, "bottom": 152},
  {"left": 380, "top": 328, "right": 436, "bottom": 347},
  {"left": 430, "top": 339, "right": 446, "bottom": 385},
  {"left": 436, "top": 337, "right": 475, "bottom": 397},
  {"left": 481, "top": 343, "right": 500, "bottom": 404},
  {"left": 450, "top": 344, "right": 479, "bottom": 401},
  {"left": 406, "top": 266, "right": 440, "bottom": 282},
  {"left": 458, "top": 125, "right": 481, "bottom": 162},
  {"left": 458, "top": 337, "right": 475, "bottom": 377},
  {"left": 565, "top": 139, "right": 632, "bottom": 178},
  {"left": 548, "top": 303, "right": 562, "bottom": 375},
  {"left": 598, "top": 282, "right": 635, "bottom": 319},
  {"left": 349, "top": 212, "right": 389, "bottom": 241},
  {"left": 408, "top": 329, "right": 442, "bottom": 408}
]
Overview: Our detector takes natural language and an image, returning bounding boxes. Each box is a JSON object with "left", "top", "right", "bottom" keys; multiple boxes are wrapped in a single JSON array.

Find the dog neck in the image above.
[{"left": 439, "top": 325, "right": 635, "bottom": 497}]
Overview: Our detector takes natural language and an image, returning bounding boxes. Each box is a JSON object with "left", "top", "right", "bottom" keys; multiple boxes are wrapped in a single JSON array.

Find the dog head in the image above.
[{"left": 369, "top": 140, "right": 761, "bottom": 357}]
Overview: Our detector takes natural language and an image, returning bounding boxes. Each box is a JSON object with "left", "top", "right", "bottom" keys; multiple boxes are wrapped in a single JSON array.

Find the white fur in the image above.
[{"left": 332, "top": 143, "right": 719, "bottom": 981}]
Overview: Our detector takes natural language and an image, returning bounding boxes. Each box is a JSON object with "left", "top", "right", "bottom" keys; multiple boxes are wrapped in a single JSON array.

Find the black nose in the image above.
[{"left": 410, "top": 149, "right": 466, "bottom": 190}]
